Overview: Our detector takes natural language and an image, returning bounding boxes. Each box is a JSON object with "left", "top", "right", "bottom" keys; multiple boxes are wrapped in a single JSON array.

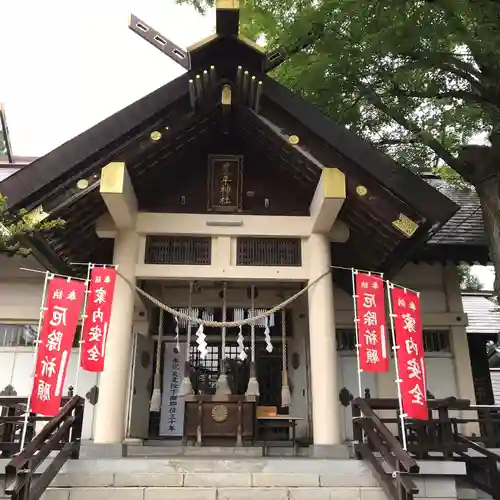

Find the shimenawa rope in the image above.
[{"left": 115, "top": 268, "right": 332, "bottom": 327}]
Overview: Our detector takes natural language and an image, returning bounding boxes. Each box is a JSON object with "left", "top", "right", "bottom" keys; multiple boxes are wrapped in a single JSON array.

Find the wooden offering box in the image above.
[{"left": 183, "top": 395, "right": 257, "bottom": 446}]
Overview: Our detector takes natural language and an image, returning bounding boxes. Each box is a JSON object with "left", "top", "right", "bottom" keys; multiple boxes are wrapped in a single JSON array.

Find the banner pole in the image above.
[
  {"left": 351, "top": 268, "right": 363, "bottom": 398},
  {"left": 386, "top": 281, "right": 408, "bottom": 451},
  {"left": 20, "top": 271, "right": 52, "bottom": 451},
  {"left": 74, "top": 263, "right": 93, "bottom": 395}
]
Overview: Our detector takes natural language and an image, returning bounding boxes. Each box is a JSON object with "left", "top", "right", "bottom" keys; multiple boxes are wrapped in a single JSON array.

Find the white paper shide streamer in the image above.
[
  {"left": 195, "top": 323, "right": 208, "bottom": 359},
  {"left": 174, "top": 316, "right": 180, "bottom": 352},
  {"left": 253, "top": 309, "right": 273, "bottom": 352},
  {"left": 263, "top": 315, "right": 273, "bottom": 353},
  {"left": 234, "top": 308, "right": 247, "bottom": 361}
]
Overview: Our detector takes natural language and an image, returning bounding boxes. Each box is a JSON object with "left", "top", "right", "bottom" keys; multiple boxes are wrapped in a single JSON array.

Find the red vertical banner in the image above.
[
  {"left": 31, "top": 277, "right": 86, "bottom": 416},
  {"left": 390, "top": 286, "right": 428, "bottom": 420},
  {"left": 354, "top": 272, "right": 389, "bottom": 372},
  {"left": 80, "top": 267, "right": 117, "bottom": 372}
]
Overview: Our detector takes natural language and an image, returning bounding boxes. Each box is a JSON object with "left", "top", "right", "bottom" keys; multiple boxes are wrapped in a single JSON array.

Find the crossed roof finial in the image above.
[{"left": 128, "top": 0, "right": 323, "bottom": 74}]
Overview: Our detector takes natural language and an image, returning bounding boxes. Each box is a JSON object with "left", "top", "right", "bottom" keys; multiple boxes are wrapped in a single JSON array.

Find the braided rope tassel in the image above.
[
  {"left": 179, "top": 282, "right": 195, "bottom": 396},
  {"left": 245, "top": 285, "right": 260, "bottom": 396},
  {"left": 216, "top": 282, "right": 231, "bottom": 395},
  {"left": 281, "top": 308, "right": 291, "bottom": 408},
  {"left": 150, "top": 308, "right": 164, "bottom": 412}
]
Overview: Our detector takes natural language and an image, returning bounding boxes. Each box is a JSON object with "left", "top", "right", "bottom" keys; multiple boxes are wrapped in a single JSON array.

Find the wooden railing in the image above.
[
  {"left": 352, "top": 398, "right": 419, "bottom": 500},
  {"left": 454, "top": 434, "right": 500, "bottom": 500},
  {"left": 353, "top": 397, "right": 500, "bottom": 500},
  {"left": 356, "top": 397, "right": 500, "bottom": 457},
  {"left": 0, "top": 399, "right": 32, "bottom": 458},
  {"left": 4, "top": 395, "right": 84, "bottom": 500}
]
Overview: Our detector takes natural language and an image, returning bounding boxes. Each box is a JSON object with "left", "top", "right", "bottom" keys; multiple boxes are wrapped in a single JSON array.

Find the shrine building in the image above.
[{"left": 0, "top": 1, "right": 492, "bottom": 451}]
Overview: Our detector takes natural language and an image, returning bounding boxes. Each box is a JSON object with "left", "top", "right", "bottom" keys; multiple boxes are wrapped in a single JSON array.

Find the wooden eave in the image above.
[
  {"left": 258, "top": 75, "right": 459, "bottom": 228},
  {"left": 0, "top": 74, "right": 191, "bottom": 212},
  {"left": 0, "top": 54, "right": 460, "bottom": 279}
]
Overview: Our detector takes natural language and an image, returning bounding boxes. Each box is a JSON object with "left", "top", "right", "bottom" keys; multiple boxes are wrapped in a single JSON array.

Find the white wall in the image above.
[
  {"left": 0, "top": 254, "right": 475, "bottom": 443},
  {"left": 0, "top": 347, "right": 98, "bottom": 439}
]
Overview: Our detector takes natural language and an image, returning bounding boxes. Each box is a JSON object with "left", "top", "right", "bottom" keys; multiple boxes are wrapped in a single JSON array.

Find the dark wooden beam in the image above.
[
  {"left": 128, "top": 14, "right": 191, "bottom": 70},
  {"left": 216, "top": 0, "right": 240, "bottom": 37},
  {"left": 26, "top": 234, "right": 74, "bottom": 275},
  {"left": 1, "top": 75, "right": 190, "bottom": 211},
  {"left": 264, "top": 22, "right": 324, "bottom": 72},
  {"left": 259, "top": 77, "right": 460, "bottom": 227},
  {"left": 415, "top": 243, "right": 490, "bottom": 265}
]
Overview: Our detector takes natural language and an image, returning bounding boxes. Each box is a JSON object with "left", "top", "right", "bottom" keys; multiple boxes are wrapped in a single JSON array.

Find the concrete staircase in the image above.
[
  {"left": 0, "top": 455, "right": 462, "bottom": 500},
  {"left": 40, "top": 458, "right": 386, "bottom": 500},
  {"left": 0, "top": 446, "right": 484, "bottom": 500}
]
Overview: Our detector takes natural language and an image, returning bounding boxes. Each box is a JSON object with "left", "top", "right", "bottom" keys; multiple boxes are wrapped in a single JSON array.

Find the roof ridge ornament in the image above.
[
  {"left": 128, "top": 14, "right": 191, "bottom": 70},
  {"left": 128, "top": 1, "right": 324, "bottom": 75}
]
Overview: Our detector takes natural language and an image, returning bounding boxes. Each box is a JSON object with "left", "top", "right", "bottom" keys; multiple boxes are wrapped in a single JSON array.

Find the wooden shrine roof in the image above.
[{"left": 0, "top": 6, "right": 467, "bottom": 281}]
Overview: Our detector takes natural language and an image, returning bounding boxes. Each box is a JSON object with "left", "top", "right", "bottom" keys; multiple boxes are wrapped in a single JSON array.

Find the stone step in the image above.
[
  {"left": 1, "top": 457, "right": 466, "bottom": 500},
  {"left": 49, "top": 469, "right": 380, "bottom": 488},
  {"left": 41, "top": 486, "right": 388, "bottom": 500},
  {"left": 82, "top": 443, "right": 350, "bottom": 460},
  {"left": 126, "top": 446, "right": 265, "bottom": 458},
  {"left": 59, "top": 457, "right": 375, "bottom": 476}
]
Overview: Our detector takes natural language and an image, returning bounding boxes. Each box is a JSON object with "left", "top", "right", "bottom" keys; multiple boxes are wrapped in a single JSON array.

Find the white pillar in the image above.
[
  {"left": 94, "top": 230, "right": 138, "bottom": 443},
  {"left": 307, "top": 233, "right": 341, "bottom": 445}
]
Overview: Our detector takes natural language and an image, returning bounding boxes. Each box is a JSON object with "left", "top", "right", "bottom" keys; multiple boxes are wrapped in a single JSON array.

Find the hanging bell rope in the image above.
[
  {"left": 115, "top": 269, "right": 332, "bottom": 328},
  {"left": 150, "top": 308, "right": 164, "bottom": 412},
  {"left": 179, "top": 281, "right": 195, "bottom": 396},
  {"left": 245, "top": 285, "right": 260, "bottom": 396},
  {"left": 281, "top": 308, "right": 291, "bottom": 408},
  {"left": 216, "top": 282, "right": 231, "bottom": 395}
]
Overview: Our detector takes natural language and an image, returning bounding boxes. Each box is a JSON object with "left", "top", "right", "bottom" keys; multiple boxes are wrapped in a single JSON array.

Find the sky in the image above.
[{"left": 0, "top": 0, "right": 495, "bottom": 289}]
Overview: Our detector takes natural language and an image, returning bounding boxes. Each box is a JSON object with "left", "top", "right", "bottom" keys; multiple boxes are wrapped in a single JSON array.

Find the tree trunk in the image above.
[
  {"left": 477, "top": 178, "right": 500, "bottom": 299},
  {"left": 459, "top": 145, "right": 500, "bottom": 300}
]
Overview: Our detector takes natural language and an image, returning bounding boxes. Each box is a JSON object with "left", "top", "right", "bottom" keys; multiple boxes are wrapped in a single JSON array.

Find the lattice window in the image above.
[
  {"left": 423, "top": 330, "right": 451, "bottom": 352},
  {"left": 0, "top": 324, "right": 81, "bottom": 348},
  {"left": 236, "top": 238, "right": 302, "bottom": 266},
  {"left": 145, "top": 236, "right": 211, "bottom": 265},
  {"left": 337, "top": 329, "right": 357, "bottom": 351},
  {"left": 189, "top": 345, "right": 219, "bottom": 394},
  {"left": 336, "top": 329, "right": 451, "bottom": 353}
]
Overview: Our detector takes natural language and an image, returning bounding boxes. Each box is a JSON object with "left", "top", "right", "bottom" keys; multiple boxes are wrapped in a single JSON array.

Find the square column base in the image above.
[
  {"left": 308, "top": 444, "right": 351, "bottom": 459},
  {"left": 80, "top": 442, "right": 126, "bottom": 458}
]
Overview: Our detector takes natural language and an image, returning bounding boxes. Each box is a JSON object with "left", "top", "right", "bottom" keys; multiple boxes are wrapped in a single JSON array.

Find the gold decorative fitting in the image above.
[
  {"left": 211, "top": 404, "right": 229, "bottom": 423},
  {"left": 76, "top": 179, "right": 89, "bottom": 190},
  {"left": 356, "top": 185, "right": 367, "bottom": 196},
  {"left": 221, "top": 85, "right": 232, "bottom": 106},
  {"left": 392, "top": 213, "right": 419, "bottom": 238},
  {"left": 289, "top": 135, "right": 299, "bottom": 145},
  {"left": 216, "top": 0, "right": 240, "bottom": 9},
  {"left": 150, "top": 131, "right": 162, "bottom": 141}
]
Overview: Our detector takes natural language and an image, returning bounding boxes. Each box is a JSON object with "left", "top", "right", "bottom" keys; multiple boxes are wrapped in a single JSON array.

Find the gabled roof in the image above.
[
  {"left": 417, "top": 177, "right": 489, "bottom": 265},
  {"left": 0, "top": 157, "right": 36, "bottom": 181},
  {"left": 462, "top": 292, "right": 500, "bottom": 335},
  {"left": 0, "top": 5, "right": 460, "bottom": 277},
  {"left": 428, "top": 179, "right": 485, "bottom": 247}
]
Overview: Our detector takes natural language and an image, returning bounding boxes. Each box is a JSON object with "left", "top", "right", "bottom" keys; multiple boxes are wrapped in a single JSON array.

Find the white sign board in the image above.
[{"left": 159, "top": 343, "right": 186, "bottom": 437}]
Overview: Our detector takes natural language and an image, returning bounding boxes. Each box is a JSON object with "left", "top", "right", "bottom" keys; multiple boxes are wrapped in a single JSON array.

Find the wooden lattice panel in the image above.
[
  {"left": 236, "top": 237, "right": 302, "bottom": 266},
  {"left": 145, "top": 236, "right": 211, "bottom": 265}
]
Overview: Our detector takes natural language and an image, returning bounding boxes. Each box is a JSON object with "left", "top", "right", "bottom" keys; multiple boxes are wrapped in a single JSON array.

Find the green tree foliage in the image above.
[
  {"left": 0, "top": 193, "right": 64, "bottom": 257},
  {"left": 457, "top": 264, "right": 483, "bottom": 290},
  {"left": 179, "top": 0, "right": 500, "bottom": 296}
]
